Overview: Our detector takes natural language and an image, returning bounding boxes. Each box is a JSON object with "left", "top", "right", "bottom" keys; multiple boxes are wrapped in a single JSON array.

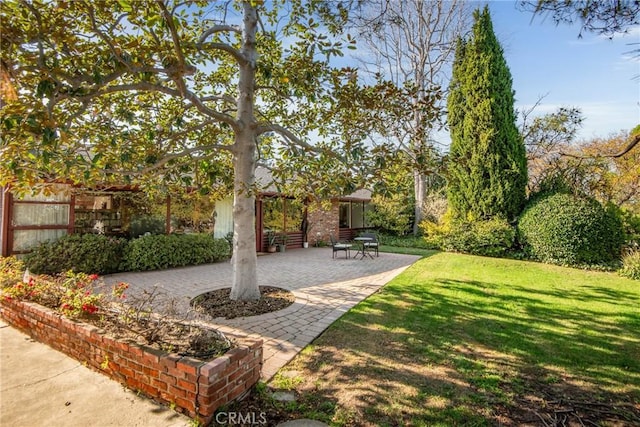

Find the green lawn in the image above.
[{"left": 260, "top": 252, "right": 640, "bottom": 426}]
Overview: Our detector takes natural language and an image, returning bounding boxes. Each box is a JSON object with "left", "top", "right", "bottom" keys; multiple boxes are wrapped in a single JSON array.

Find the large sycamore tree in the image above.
[
  {"left": 447, "top": 6, "right": 527, "bottom": 221},
  {"left": 0, "top": 0, "right": 365, "bottom": 301},
  {"left": 354, "top": 0, "right": 468, "bottom": 234}
]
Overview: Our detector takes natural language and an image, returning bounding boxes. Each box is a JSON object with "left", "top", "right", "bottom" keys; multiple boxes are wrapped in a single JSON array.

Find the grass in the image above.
[
  {"left": 263, "top": 252, "right": 640, "bottom": 426},
  {"left": 379, "top": 245, "right": 437, "bottom": 257}
]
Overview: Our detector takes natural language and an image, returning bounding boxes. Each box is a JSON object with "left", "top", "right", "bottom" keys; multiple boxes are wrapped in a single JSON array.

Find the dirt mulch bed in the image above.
[{"left": 191, "top": 286, "right": 296, "bottom": 319}]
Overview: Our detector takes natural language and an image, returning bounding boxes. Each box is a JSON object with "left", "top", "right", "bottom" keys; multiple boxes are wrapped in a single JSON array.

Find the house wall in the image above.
[{"left": 308, "top": 200, "right": 339, "bottom": 246}]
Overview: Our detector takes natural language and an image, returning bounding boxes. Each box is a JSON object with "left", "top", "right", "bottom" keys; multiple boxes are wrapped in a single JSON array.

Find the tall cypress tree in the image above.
[{"left": 447, "top": 6, "right": 527, "bottom": 221}]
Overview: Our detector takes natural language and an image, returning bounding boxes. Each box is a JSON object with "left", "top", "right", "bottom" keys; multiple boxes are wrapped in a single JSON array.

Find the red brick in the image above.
[
  {"left": 151, "top": 378, "right": 168, "bottom": 391},
  {"left": 175, "top": 397, "right": 196, "bottom": 414},
  {"left": 202, "top": 378, "right": 228, "bottom": 394},
  {"left": 226, "top": 347, "right": 248, "bottom": 363},
  {"left": 167, "top": 384, "right": 187, "bottom": 399},
  {"left": 176, "top": 379, "right": 196, "bottom": 393},
  {"left": 200, "top": 356, "right": 230, "bottom": 379},
  {"left": 127, "top": 359, "right": 144, "bottom": 373},
  {"left": 160, "top": 354, "right": 180, "bottom": 370},
  {"left": 159, "top": 372, "right": 177, "bottom": 386},
  {"left": 228, "top": 383, "right": 249, "bottom": 401},
  {"left": 176, "top": 358, "right": 199, "bottom": 376},
  {"left": 166, "top": 366, "right": 186, "bottom": 380},
  {"left": 141, "top": 383, "right": 160, "bottom": 397},
  {"left": 229, "top": 367, "right": 247, "bottom": 383},
  {"left": 143, "top": 366, "right": 160, "bottom": 377},
  {"left": 117, "top": 366, "right": 135, "bottom": 379},
  {"left": 128, "top": 344, "right": 143, "bottom": 357},
  {"left": 142, "top": 348, "right": 163, "bottom": 365}
]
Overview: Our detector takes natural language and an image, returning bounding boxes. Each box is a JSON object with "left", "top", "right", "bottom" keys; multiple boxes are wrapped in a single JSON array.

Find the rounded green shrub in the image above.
[
  {"left": 518, "top": 193, "right": 624, "bottom": 266},
  {"left": 23, "top": 234, "right": 127, "bottom": 275},
  {"left": 121, "top": 233, "right": 230, "bottom": 271}
]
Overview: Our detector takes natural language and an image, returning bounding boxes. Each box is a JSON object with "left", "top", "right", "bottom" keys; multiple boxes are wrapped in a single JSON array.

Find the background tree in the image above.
[
  {"left": 367, "top": 151, "right": 415, "bottom": 236},
  {"left": 519, "top": 0, "right": 640, "bottom": 37},
  {"left": 447, "top": 6, "right": 528, "bottom": 221},
  {"left": 0, "top": 0, "right": 364, "bottom": 301},
  {"left": 520, "top": 105, "right": 584, "bottom": 193},
  {"left": 353, "top": 0, "right": 469, "bottom": 234}
]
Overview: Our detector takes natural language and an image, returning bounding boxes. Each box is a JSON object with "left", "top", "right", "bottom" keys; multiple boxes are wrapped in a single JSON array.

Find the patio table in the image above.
[{"left": 353, "top": 237, "right": 374, "bottom": 260}]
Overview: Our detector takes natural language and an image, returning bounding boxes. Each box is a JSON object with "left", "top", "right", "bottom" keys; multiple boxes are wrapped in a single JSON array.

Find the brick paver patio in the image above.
[{"left": 108, "top": 248, "right": 420, "bottom": 379}]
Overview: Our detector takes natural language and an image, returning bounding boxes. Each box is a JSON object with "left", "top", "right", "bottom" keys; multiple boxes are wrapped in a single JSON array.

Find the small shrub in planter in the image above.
[
  {"left": 619, "top": 250, "right": 640, "bottom": 280},
  {"left": 0, "top": 256, "right": 25, "bottom": 288},
  {"left": 518, "top": 192, "right": 624, "bottom": 266},
  {"left": 23, "top": 234, "right": 127, "bottom": 275},
  {"left": 122, "top": 233, "right": 230, "bottom": 271}
]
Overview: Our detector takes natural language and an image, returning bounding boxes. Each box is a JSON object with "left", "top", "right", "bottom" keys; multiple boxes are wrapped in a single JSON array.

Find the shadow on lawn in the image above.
[{"left": 278, "top": 275, "right": 640, "bottom": 426}]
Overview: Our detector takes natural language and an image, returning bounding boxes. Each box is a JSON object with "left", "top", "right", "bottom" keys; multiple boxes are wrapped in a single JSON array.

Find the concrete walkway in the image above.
[
  {"left": 108, "top": 248, "right": 420, "bottom": 379},
  {"left": 1, "top": 248, "right": 419, "bottom": 426},
  {"left": 0, "top": 321, "right": 192, "bottom": 427}
]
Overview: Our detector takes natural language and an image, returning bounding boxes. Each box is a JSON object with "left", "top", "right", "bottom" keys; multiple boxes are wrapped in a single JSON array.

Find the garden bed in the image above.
[{"left": 0, "top": 298, "right": 263, "bottom": 425}]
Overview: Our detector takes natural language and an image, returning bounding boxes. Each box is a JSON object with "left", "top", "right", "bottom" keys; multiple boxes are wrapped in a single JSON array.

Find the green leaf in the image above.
[{"left": 117, "top": 0, "right": 132, "bottom": 12}]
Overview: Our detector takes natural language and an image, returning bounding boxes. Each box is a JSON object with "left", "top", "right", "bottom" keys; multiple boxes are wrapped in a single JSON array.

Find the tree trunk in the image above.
[
  {"left": 413, "top": 171, "right": 426, "bottom": 235},
  {"left": 230, "top": 2, "right": 260, "bottom": 301},
  {"left": 230, "top": 136, "right": 259, "bottom": 301}
]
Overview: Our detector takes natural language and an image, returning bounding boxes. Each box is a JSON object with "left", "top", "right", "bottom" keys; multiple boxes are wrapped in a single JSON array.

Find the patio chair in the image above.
[
  {"left": 360, "top": 232, "right": 379, "bottom": 257},
  {"left": 330, "top": 235, "right": 352, "bottom": 259}
]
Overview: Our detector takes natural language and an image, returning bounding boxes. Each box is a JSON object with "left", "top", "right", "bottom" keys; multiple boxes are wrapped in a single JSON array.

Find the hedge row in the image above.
[
  {"left": 418, "top": 192, "right": 630, "bottom": 270},
  {"left": 23, "top": 233, "right": 230, "bottom": 275}
]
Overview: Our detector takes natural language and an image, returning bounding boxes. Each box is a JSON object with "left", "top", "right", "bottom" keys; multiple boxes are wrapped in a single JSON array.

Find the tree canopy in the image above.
[
  {"left": 0, "top": 0, "right": 373, "bottom": 300},
  {"left": 519, "top": 0, "right": 640, "bottom": 37}
]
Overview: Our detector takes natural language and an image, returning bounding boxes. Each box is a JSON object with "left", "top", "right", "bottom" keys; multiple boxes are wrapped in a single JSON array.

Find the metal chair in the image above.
[
  {"left": 360, "top": 232, "right": 379, "bottom": 257},
  {"left": 330, "top": 235, "right": 352, "bottom": 259}
]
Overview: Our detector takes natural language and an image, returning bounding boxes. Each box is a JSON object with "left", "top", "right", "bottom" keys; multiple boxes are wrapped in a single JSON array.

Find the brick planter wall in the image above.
[{"left": 0, "top": 298, "right": 262, "bottom": 424}]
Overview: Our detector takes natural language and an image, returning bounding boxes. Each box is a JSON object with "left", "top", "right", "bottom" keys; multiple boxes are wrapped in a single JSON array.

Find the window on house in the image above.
[
  {"left": 10, "top": 184, "right": 72, "bottom": 253},
  {"left": 339, "top": 200, "right": 372, "bottom": 229},
  {"left": 262, "top": 197, "right": 284, "bottom": 232},
  {"left": 263, "top": 197, "right": 305, "bottom": 233},
  {"left": 285, "top": 198, "right": 304, "bottom": 232},
  {"left": 352, "top": 202, "right": 364, "bottom": 228},
  {"left": 339, "top": 202, "right": 350, "bottom": 228}
]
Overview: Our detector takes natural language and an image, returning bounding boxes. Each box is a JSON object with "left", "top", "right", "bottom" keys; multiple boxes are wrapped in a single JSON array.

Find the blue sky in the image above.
[{"left": 485, "top": 1, "right": 639, "bottom": 141}]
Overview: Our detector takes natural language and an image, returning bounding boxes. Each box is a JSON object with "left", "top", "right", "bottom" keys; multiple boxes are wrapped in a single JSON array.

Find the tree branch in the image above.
[
  {"left": 611, "top": 133, "right": 640, "bottom": 158},
  {"left": 103, "top": 144, "right": 232, "bottom": 176},
  {"left": 198, "top": 24, "right": 242, "bottom": 45},
  {"left": 70, "top": 81, "right": 238, "bottom": 130},
  {"left": 197, "top": 42, "right": 248, "bottom": 65}
]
